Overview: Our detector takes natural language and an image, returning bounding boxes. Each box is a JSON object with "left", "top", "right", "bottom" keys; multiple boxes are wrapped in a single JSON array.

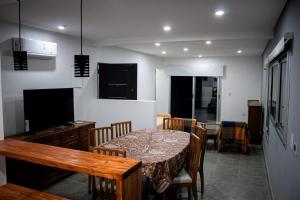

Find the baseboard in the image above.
[{"left": 263, "top": 146, "right": 275, "bottom": 200}]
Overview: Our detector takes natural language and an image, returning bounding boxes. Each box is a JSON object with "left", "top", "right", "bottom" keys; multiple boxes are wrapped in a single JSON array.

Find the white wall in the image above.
[
  {"left": 0, "top": 20, "right": 160, "bottom": 136},
  {"left": 157, "top": 56, "right": 262, "bottom": 122},
  {"left": 262, "top": 1, "right": 300, "bottom": 199},
  {"left": 0, "top": 50, "right": 7, "bottom": 185}
]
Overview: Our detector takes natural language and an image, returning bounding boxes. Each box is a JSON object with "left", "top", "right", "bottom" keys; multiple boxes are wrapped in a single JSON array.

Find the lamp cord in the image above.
[
  {"left": 80, "top": 0, "right": 83, "bottom": 55},
  {"left": 18, "top": 0, "right": 21, "bottom": 51}
]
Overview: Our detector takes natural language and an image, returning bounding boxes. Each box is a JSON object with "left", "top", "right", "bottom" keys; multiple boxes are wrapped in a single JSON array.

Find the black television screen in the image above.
[{"left": 23, "top": 88, "right": 74, "bottom": 132}]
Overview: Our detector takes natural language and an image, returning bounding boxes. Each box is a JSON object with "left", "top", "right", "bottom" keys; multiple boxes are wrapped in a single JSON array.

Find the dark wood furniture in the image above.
[
  {"left": 88, "top": 126, "right": 113, "bottom": 148},
  {"left": 91, "top": 146, "right": 127, "bottom": 200},
  {"left": 0, "top": 139, "right": 142, "bottom": 200},
  {"left": 88, "top": 126, "right": 113, "bottom": 193},
  {"left": 202, "top": 122, "right": 220, "bottom": 150},
  {"left": 171, "top": 133, "right": 201, "bottom": 200},
  {"left": 5, "top": 121, "right": 95, "bottom": 189},
  {"left": 219, "top": 121, "right": 249, "bottom": 154},
  {"left": 195, "top": 125, "right": 207, "bottom": 193},
  {"left": 183, "top": 118, "right": 197, "bottom": 133},
  {"left": 163, "top": 117, "right": 184, "bottom": 131},
  {"left": 248, "top": 100, "right": 263, "bottom": 144},
  {"left": 111, "top": 121, "right": 132, "bottom": 138},
  {"left": 0, "top": 183, "right": 69, "bottom": 200}
]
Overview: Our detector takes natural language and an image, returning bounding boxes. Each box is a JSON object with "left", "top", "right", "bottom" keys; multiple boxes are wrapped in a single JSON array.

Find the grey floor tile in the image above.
[{"left": 44, "top": 147, "right": 271, "bottom": 200}]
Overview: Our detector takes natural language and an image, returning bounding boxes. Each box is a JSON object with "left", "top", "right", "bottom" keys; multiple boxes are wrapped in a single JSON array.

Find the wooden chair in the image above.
[
  {"left": 163, "top": 117, "right": 184, "bottom": 131},
  {"left": 183, "top": 118, "right": 197, "bottom": 133},
  {"left": 172, "top": 133, "right": 201, "bottom": 200},
  {"left": 194, "top": 125, "right": 207, "bottom": 193},
  {"left": 91, "top": 146, "right": 126, "bottom": 200},
  {"left": 202, "top": 122, "right": 220, "bottom": 150},
  {"left": 111, "top": 121, "right": 132, "bottom": 138},
  {"left": 88, "top": 127, "right": 113, "bottom": 193},
  {"left": 156, "top": 113, "right": 171, "bottom": 129},
  {"left": 88, "top": 127, "right": 113, "bottom": 148}
]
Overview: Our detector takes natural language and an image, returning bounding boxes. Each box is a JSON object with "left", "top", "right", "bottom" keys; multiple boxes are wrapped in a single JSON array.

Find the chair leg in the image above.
[
  {"left": 200, "top": 168, "right": 204, "bottom": 193},
  {"left": 88, "top": 175, "right": 91, "bottom": 194},
  {"left": 188, "top": 188, "right": 191, "bottom": 200},
  {"left": 192, "top": 185, "right": 198, "bottom": 200},
  {"left": 214, "top": 138, "right": 217, "bottom": 150},
  {"left": 91, "top": 176, "right": 96, "bottom": 200}
]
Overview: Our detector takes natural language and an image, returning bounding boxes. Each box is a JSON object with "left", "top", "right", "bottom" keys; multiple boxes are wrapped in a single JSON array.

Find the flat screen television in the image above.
[{"left": 23, "top": 88, "right": 74, "bottom": 132}]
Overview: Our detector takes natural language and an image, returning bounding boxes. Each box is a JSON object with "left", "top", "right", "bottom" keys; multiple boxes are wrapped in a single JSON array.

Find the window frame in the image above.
[
  {"left": 267, "top": 53, "right": 290, "bottom": 147},
  {"left": 97, "top": 63, "right": 138, "bottom": 100}
]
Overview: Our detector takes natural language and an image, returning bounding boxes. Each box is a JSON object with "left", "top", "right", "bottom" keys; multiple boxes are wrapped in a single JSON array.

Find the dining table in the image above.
[{"left": 102, "top": 129, "right": 190, "bottom": 194}]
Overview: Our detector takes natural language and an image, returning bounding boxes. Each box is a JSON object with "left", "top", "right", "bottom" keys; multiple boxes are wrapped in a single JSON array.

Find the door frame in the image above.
[{"left": 170, "top": 76, "right": 221, "bottom": 122}]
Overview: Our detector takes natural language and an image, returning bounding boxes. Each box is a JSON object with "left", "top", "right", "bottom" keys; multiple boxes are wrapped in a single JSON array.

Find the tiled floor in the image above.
[{"left": 44, "top": 146, "right": 271, "bottom": 200}]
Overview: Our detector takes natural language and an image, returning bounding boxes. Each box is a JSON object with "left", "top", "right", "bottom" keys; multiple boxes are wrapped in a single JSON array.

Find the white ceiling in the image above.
[{"left": 0, "top": 0, "right": 286, "bottom": 58}]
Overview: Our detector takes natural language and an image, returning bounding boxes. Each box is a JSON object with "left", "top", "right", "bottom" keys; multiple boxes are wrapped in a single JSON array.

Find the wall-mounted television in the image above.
[{"left": 23, "top": 88, "right": 74, "bottom": 132}]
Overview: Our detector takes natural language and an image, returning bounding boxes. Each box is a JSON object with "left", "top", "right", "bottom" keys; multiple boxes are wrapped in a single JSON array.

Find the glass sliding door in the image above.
[
  {"left": 194, "top": 77, "right": 218, "bottom": 122},
  {"left": 170, "top": 76, "right": 219, "bottom": 122},
  {"left": 170, "top": 76, "right": 193, "bottom": 118}
]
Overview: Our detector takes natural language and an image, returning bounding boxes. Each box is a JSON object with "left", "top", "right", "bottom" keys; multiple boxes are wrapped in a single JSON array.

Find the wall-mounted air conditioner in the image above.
[{"left": 12, "top": 38, "right": 57, "bottom": 59}]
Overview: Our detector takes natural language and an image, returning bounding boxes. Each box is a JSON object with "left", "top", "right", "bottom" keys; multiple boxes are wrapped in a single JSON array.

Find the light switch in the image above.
[
  {"left": 291, "top": 133, "right": 294, "bottom": 151},
  {"left": 294, "top": 142, "right": 298, "bottom": 157}
]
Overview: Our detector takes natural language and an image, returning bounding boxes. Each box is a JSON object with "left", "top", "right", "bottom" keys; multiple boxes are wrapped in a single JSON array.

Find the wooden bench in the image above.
[
  {"left": 0, "top": 139, "right": 142, "bottom": 200},
  {"left": 0, "top": 183, "right": 68, "bottom": 200}
]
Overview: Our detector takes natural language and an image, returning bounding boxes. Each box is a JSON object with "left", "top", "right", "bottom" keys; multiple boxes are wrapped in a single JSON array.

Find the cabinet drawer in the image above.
[
  {"left": 61, "top": 130, "right": 80, "bottom": 149},
  {"left": 32, "top": 134, "right": 60, "bottom": 146}
]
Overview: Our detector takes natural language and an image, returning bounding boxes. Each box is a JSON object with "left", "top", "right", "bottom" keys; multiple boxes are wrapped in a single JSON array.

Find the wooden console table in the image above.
[
  {"left": 0, "top": 139, "right": 142, "bottom": 200},
  {"left": 5, "top": 121, "right": 95, "bottom": 189}
]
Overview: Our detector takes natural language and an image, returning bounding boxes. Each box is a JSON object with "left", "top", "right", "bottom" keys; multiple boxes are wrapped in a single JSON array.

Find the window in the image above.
[
  {"left": 98, "top": 63, "right": 137, "bottom": 100},
  {"left": 268, "top": 55, "right": 289, "bottom": 146}
]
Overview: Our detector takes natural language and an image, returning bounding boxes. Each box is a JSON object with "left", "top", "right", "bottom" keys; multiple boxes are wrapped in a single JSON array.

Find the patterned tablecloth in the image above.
[{"left": 103, "top": 129, "right": 190, "bottom": 193}]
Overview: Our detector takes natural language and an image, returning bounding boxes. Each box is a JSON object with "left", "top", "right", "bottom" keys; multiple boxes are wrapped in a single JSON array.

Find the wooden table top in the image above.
[
  {"left": 0, "top": 139, "right": 141, "bottom": 180},
  {"left": 0, "top": 183, "right": 69, "bottom": 200}
]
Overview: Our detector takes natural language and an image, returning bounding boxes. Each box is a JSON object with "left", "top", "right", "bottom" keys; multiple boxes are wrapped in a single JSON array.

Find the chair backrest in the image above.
[
  {"left": 163, "top": 118, "right": 184, "bottom": 131},
  {"left": 194, "top": 125, "right": 207, "bottom": 168},
  {"left": 91, "top": 146, "right": 126, "bottom": 195},
  {"left": 111, "top": 121, "right": 132, "bottom": 138},
  {"left": 187, "top": 133, "right": 202, "bottom": 183},
  {"left": 156, "top": 113, "right": 171, "bottom": 129},
  {"left": 92, "top": 146, "right": 126, "bottom": 158},
  {"left": 88, "top": 127, "right": 113, "bottom": 149},
  {"left": 183, "top": 118, "right": 197, "bottom": 133}
]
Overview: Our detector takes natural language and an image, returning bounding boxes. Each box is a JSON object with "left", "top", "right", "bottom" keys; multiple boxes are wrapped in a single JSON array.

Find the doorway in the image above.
[
  {"left": 170, "top": 76, "right": 193, "bottom": 118},
  {"left": 194, "top": 77, "right": 218, "bottom": 122},
  {"left": 171, "top": 76, "right": 220, "bottom": 122}
]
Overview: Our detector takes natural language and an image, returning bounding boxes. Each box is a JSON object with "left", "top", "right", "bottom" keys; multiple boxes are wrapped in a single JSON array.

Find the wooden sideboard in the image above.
[
  {"left": 248, "top": 100, "right": 262, "bottom": 144},
  {"left": 5, "top": 121, "right": 95, "bottom": 189}
]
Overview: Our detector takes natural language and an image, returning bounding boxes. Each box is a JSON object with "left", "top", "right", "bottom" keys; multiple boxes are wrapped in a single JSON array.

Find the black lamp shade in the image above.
[
  {"left": 13, "top": 51, "right": 28, "bottom": 70},
  {"left": 74, "top": 55, "right": 89, "bottom": 77}
]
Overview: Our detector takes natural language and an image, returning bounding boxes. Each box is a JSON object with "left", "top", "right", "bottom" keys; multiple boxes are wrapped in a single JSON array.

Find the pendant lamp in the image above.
[
  {"left": 13, "top": 0, "right": 28, "bottom": 70},
  {"left": 74, "top": 0, "right": 89, "bottom": 77}
]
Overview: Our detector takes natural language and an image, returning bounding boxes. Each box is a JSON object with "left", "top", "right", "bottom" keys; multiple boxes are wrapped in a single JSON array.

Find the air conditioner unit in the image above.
[{"left": 12, "top": 38, "right": 57, "bottom": 59}]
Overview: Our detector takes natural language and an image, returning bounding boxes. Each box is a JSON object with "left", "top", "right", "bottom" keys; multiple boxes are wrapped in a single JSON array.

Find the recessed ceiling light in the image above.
[
  {"left": 198, "top": 55, "right": 203, "bottom": 58},
  {"left": 183, "top": 48, "right": 189, "bottom": 52},
  {"left": 206, "top": 40, "right": 212, "bottom": 45},
  {"left": 215, "top": 10, "right": 225, "bottom": 17},
  {"left": 237, "top": 50, "right": 243, "bottom": 54},
  {"left": 162, "top": 51, "right": 166, "bottom": 55},
  {"left": 155, "top": 42, "right": 161, "bottom": 47},
  {"left": 163, "top": 26, "right": 171, "bottom": 32},
  {"left": 57, "top": 25, "right": 66, "bottom": 30}
]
